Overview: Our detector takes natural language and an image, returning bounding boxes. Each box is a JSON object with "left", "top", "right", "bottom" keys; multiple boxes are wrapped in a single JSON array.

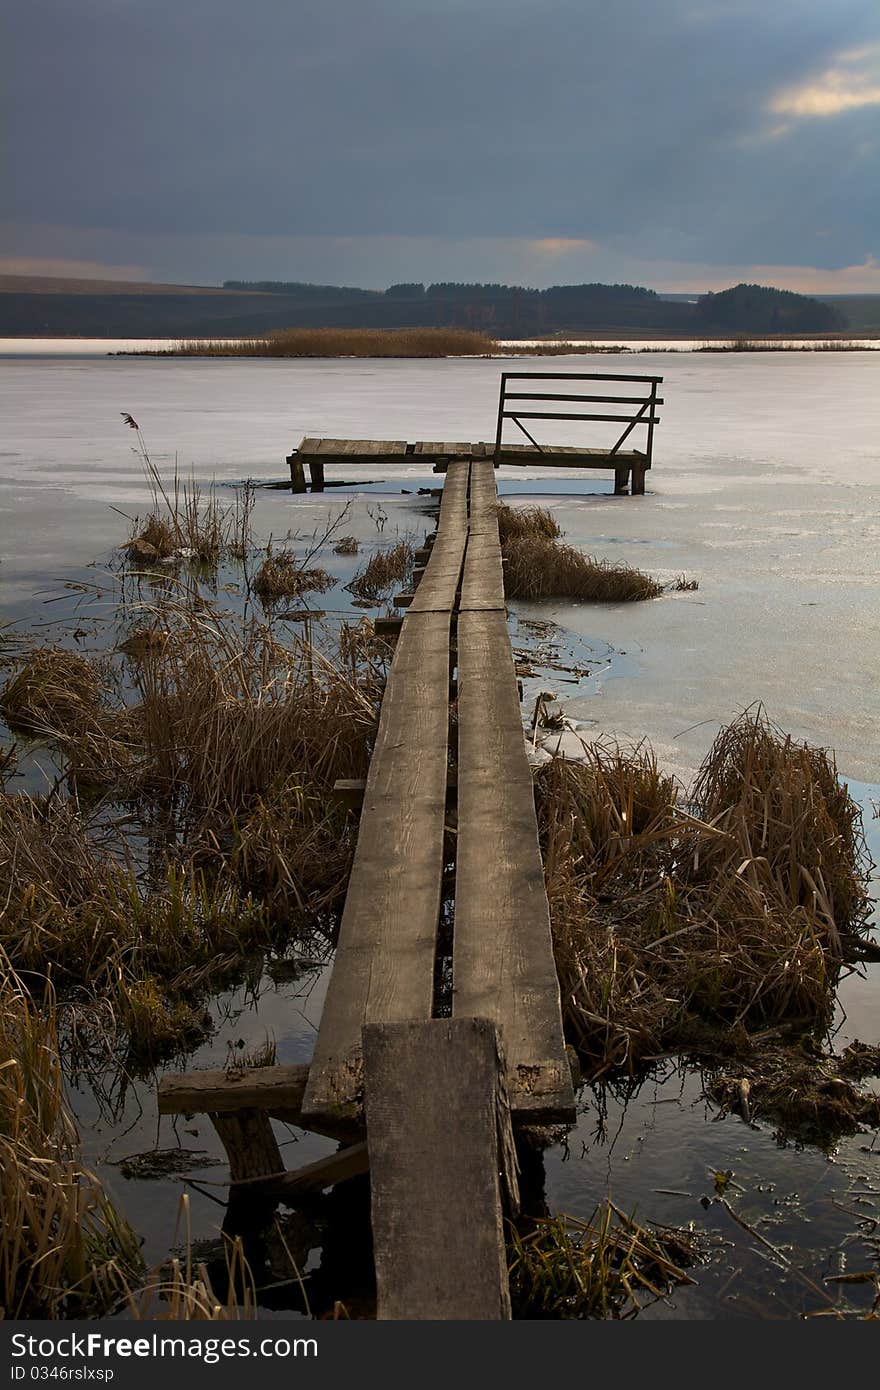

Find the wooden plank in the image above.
[
  {"left": 159, "top": 1064, "right": 309, "bottom": 1116},
  {"left": 460, "top": 460, "right": 505, "bottom": 611},
  {"left": 413, "top": 441, "right": 472, "bottom": 457},
  {"left": 301, "top": 609, "right": 452, "bottom": 1126},
  {"left": 297, "top": 438, "right": 408, "bottom": 458},
  {"left": 407, "top": 459, "right": 470, "bottom": 614},
  {"left": 495, "top": 445, "right": 645, "bottom": 467},
  {"left": 246, "top": 1141, "right": 370, "bottom": 1198},
  {"left": 455, "top": 608, "right": 575, "bottom": 1122},
  {"left": 364, "top": 1019, "right": 513, "bottom": 1320}
]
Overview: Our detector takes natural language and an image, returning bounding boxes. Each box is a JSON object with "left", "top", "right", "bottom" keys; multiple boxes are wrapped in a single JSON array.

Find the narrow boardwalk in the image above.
[
  {"left": 302, "top": 459, "right": 573, "bottom": 1132},
  {"left": 162, "top": 459, "right": 575, "bottom": 1319}
]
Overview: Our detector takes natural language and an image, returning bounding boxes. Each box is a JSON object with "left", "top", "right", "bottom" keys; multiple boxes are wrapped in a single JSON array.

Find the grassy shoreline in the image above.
[{"left": 119, "top": 325, "right": 880, "bottom": 358}]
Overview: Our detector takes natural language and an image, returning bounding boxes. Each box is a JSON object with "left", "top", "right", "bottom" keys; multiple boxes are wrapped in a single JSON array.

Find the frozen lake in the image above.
[
  {"left": 1, "top": 346, "right": 879, "bottom": 1317},
  {"left": 2, "top": 347, "right": 878, "bottom": 779}
]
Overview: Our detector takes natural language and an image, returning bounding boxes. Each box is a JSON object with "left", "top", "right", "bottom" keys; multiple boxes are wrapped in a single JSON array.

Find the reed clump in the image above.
[
  {"left": 535, "top": 710, "right": 872, "bottom": 1075},
  {"left": 508, "top": 1204, "right": 698, "bottom": 1318},
  {"left": 497, "top": 502, "right": 662, "bottom": 602},
  {"left": 0, "top": 791, "right": 273, "bottom": 1059},
  {"left": 504, "top": 536, "right": 663, "bottom": 602},
  {"left": 497, "top": 503, "right": 562, "bottom": 544},
  {"left": 333, "top": 535, "right": 360, "bottom": 555},
  {"left": 120, "top": 418, "right": 253, "bottom": 570},
  {"left": 0, "top": 966, "right": 145, "bottom": 1317},
  {"left": 0, "top": 647, "right": 106, "bottom": 737},
  {"left": 0, "top": 601, "right": 379, "bottom": 1059},
  {"left": 252, "top": 547, "right": 335, "bottom": 603},
  {"left": 347, "top": 540, "right": 415, "bottom": 602},
  {"left": 170, "top": 327, "right": 497, "bottom": 358}
]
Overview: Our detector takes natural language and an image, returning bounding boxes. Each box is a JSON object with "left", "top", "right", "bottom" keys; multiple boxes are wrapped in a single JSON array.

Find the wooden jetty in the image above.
[
  {"left": 287, "top": 370, "right": 663, "bottom": 496},
  {"left": 157, "top": 390, "right": 667, "bottom": 1315}
]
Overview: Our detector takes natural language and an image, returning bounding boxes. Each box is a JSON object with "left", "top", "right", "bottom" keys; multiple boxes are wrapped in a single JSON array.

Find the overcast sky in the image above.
[{"left": 3, "top": 0, "right": 879, "bottom": 292}]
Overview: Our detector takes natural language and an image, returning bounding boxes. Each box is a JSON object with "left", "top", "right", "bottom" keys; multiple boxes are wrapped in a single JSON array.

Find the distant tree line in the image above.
[
  {"left": 221, "top": 278, "right": 843, "bottom": 335},
  {"left": 0, "top": 277, "right": 849, "bottom": 338}
]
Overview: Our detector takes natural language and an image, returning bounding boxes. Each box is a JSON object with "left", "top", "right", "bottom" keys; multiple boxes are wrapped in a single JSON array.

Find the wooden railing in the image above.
[{"left": 493, "top": 369, "right": 664, "bottom": 469}]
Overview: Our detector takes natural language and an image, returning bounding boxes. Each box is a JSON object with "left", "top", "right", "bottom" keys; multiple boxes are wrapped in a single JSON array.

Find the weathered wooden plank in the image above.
[
  {"left": 297, "top": 438, "right": 408, "bottom": 458},
  {"left": 495, "top": 445, "right": 646, "bottom": 468},
  {"left": 413, "top": 441, "right": 473, "bottom": 457},
  {"left": 408, "top": 459, "right": 470, "bottom": 614},
  {"left": 159, "top": 1064, "right": 310, "bottom": 1116},
  {"left": 455, "top": 608, "right": 575, "bottom": 1122},
  {"left": 301, "top": 609, "right": 452, "bottom": 1126},
  {"left": 247, "top": 1141, "right": 370, "bottom": 1198},
  {"left": 460, "top": 460, "right": 505, "bottom": 611},
  {"left": 364, "top": 1019, "right": 513, "bottom": 1320}
]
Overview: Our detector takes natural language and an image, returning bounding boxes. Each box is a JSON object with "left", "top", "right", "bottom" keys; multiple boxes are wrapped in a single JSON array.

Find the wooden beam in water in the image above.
[
  {"left": 364, "top": 1018, "right": 515, "bottom": 1320},
  {"left": 159, "top": 1064, "right": 310, "bottom": 1117}
]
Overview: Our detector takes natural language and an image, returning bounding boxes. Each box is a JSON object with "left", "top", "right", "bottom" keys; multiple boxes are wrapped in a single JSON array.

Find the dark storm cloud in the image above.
[{"left": 3, "top": 0, "right": 879, "bottom": 279}]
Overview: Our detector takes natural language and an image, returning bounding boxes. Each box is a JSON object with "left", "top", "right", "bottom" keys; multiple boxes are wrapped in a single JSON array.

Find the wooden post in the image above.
[
  {"left": 287, "top": 453, "right": 306, "bottom": 493},
  {"left": 308, "top": 460, "right": 325, "bottom": 492},
  {"left": 644, "top": 379, "right": 658, "bottom": 470},
  {"left": 210, "top": 1108, "right": 284, "bottom": 1234},
  {"left": 493, "top": 374, "right": 507, "bottom": 467},
  {"left": 614, "top": 463, "right": 630, "bottom": 495},
  {"left": 631, "top": 462, "right": 647, "bottom": 495}
]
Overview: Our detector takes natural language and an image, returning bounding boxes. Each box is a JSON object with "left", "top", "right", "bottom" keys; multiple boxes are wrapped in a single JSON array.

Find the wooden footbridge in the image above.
[
  {"left": 287, "top": 369, "right": 663, "bottom": 496},
  {"left": 159, "top": 460, "right": 574, "bottom": 1317},
  {"left": 158, "top": 373, "right": 663, "bottom": 1319}
]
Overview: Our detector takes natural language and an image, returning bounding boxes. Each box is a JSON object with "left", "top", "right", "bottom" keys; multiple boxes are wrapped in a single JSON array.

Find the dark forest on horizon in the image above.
[{"left": 1, "top": 275, "right": 874, "bottom": 339}]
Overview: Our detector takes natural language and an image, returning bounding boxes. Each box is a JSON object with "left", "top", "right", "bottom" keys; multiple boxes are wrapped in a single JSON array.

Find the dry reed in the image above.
[
  {"left": 0, "top": 963, "right": 144, "bottom": 1317},
  {"left": 535, "top": 710, "right": 872, "bottom": 1075},
  {"left": 508, "top": 1204, "right": 698, "bottom": 1318},
  {"left": 170, "top": 327, "right": 497, "bottom": 357},
  {"left": 121, "top": 418, "right": 252, "bottom": 569},
  {"left": 346, "top": 540, "right": 414, "bottom": 602},
  {"left": 497, "top": 502, "right": 662, "bottom": 602},
  {"left": 0, "top": 647, "right": 106, "bottom": 737},
  {"left": 126, "top": 1197, "right": 257, "bottom": 1320},
  {"left": 504, "top": 536, "right": 663, "bottom": 602},
  {"left": 252, "top": 547, "right": 335, "bottom": 603},
  {"left": 497, "top": 503, "right": 562, "bottom": 544}
]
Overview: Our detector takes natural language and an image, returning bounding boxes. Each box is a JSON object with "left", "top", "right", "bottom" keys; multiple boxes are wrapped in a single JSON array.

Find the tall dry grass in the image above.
[
  {"left": 497, "top": 503, "right": 662, "bottom": 603},
  {"left": 170, "top": 327, "right": 497, "bottom": 357},
  {"left": 535, "top": 710, "right": 872, "bottom": 1075},
  {"left": 121, "top": 416, "right": 254, "bottom": 568},
  {"left": 0, "top": 964, "right": 145, "bottom": 1317},
  {"left": 125, "top": 1197, "right": 258, "bottom": 1320},
  {"left": 497, "top": 503, "right": 562, "bottom": 545},
  {"left": 504, "top": 537, "right": 662, "bottom": 602},
  {"left": 252, "top": 547, "right": 334, "bottom": 603},
  {"left": 346, "top": 540, "right": 414, "bottom": 602},
  {"left": 0, "top": 647, "right": 108, "bottom": 738},
  {"left": 0, "top": 597, "right": 380, "bottom": 1059}
]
